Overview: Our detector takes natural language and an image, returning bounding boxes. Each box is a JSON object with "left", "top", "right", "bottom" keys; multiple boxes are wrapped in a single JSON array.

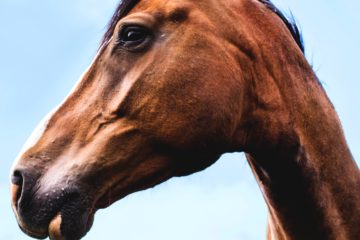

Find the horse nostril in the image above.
[
  {"left": 10, "top": 170, "right": 25, "bottom": 209},
  {"left": 11, "top": 170, "right": 23, "bottom": 186}
]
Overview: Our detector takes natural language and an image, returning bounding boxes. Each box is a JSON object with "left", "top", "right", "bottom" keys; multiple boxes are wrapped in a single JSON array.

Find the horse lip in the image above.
[
  {"left": 16, "top": 210, "right": 94, "bottom": 240},
  {"left": 12, "top": 202, "right": 48, "bottom": 239},
  {"left": 18, "top": 220, "right": 48, "bottom": 239},
  {"left": 14, "top": 187, "right": 93, "bottom": 239}
]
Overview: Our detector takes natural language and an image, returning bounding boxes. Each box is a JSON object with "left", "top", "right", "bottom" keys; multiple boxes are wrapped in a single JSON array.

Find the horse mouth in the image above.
[
  {"left": 13, "top": 187, "right": 96, "bottom": 240},
  {"left": 17, "top": 222, "right": 48, "bottom": 239},
  {"left": 12, "top": 202, "right": 48, "bottom": 239},
  {"left": 16, "top": 209, "right": 95, "bottom": 240}
]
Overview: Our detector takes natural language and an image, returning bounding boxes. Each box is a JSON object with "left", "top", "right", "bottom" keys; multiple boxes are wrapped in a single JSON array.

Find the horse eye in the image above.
[{"left": 118, "top": 25, "right": 152, "bottom": 50}]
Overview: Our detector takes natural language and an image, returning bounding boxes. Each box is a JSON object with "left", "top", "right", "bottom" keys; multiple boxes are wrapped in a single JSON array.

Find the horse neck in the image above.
[{"left": 243, "top": 52, "right": 360, "bottom": 239}]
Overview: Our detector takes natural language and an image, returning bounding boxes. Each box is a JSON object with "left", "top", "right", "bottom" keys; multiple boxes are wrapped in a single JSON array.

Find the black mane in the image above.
[
  {"left": 100, "top": 0, "right": 304, "bottom": 53},
  {"left": 259, "top": 0, "right": 304, "bottom": 53}
]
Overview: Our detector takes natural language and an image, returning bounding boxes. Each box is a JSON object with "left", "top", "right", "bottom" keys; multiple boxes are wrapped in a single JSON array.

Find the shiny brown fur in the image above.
[{"left": 10, "top": 0, "right": 360, "bottom": 239}]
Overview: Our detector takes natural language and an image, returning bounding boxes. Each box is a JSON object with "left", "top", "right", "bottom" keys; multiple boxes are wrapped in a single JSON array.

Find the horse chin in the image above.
[
  {"left": 95, "top": 191, "right": 124, "bottom": 209},
  {"left": 47, "top": 210, "right": 95, "bottom": 240}
]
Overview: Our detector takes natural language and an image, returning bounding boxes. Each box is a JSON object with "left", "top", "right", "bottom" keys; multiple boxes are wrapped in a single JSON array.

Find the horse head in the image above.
[{"left": 11, "top": 0, "right": 304, "bottom": 239}]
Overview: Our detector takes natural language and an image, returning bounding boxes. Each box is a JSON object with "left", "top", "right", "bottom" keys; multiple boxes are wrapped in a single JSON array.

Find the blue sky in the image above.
[{"left": 0, "top": 1, "right": 359, "bottom": 239}]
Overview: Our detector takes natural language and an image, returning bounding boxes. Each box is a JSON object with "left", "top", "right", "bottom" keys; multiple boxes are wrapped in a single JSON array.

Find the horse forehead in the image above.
[
  {"left": 138, "top": 0, "right": 251, "bottom": 13},
  {"left": 131, "top": 0, "right": 221, "bottom": 18},
  {"left": 133, "top": 0, "right": 195, "bottom": 11},
  {"left": 128, "top": 0, "right": 254, "bottom": 37}
]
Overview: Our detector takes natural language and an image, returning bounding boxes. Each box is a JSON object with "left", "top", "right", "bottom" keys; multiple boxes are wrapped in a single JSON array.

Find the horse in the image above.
[{"left": 10, "top": 0, "right": 360, "bottom": 239}]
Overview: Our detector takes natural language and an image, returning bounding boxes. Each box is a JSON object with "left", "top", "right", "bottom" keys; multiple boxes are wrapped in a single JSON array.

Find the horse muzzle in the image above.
[{"left": 10, "top": 168, "right": 94, "bottom": 240}]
